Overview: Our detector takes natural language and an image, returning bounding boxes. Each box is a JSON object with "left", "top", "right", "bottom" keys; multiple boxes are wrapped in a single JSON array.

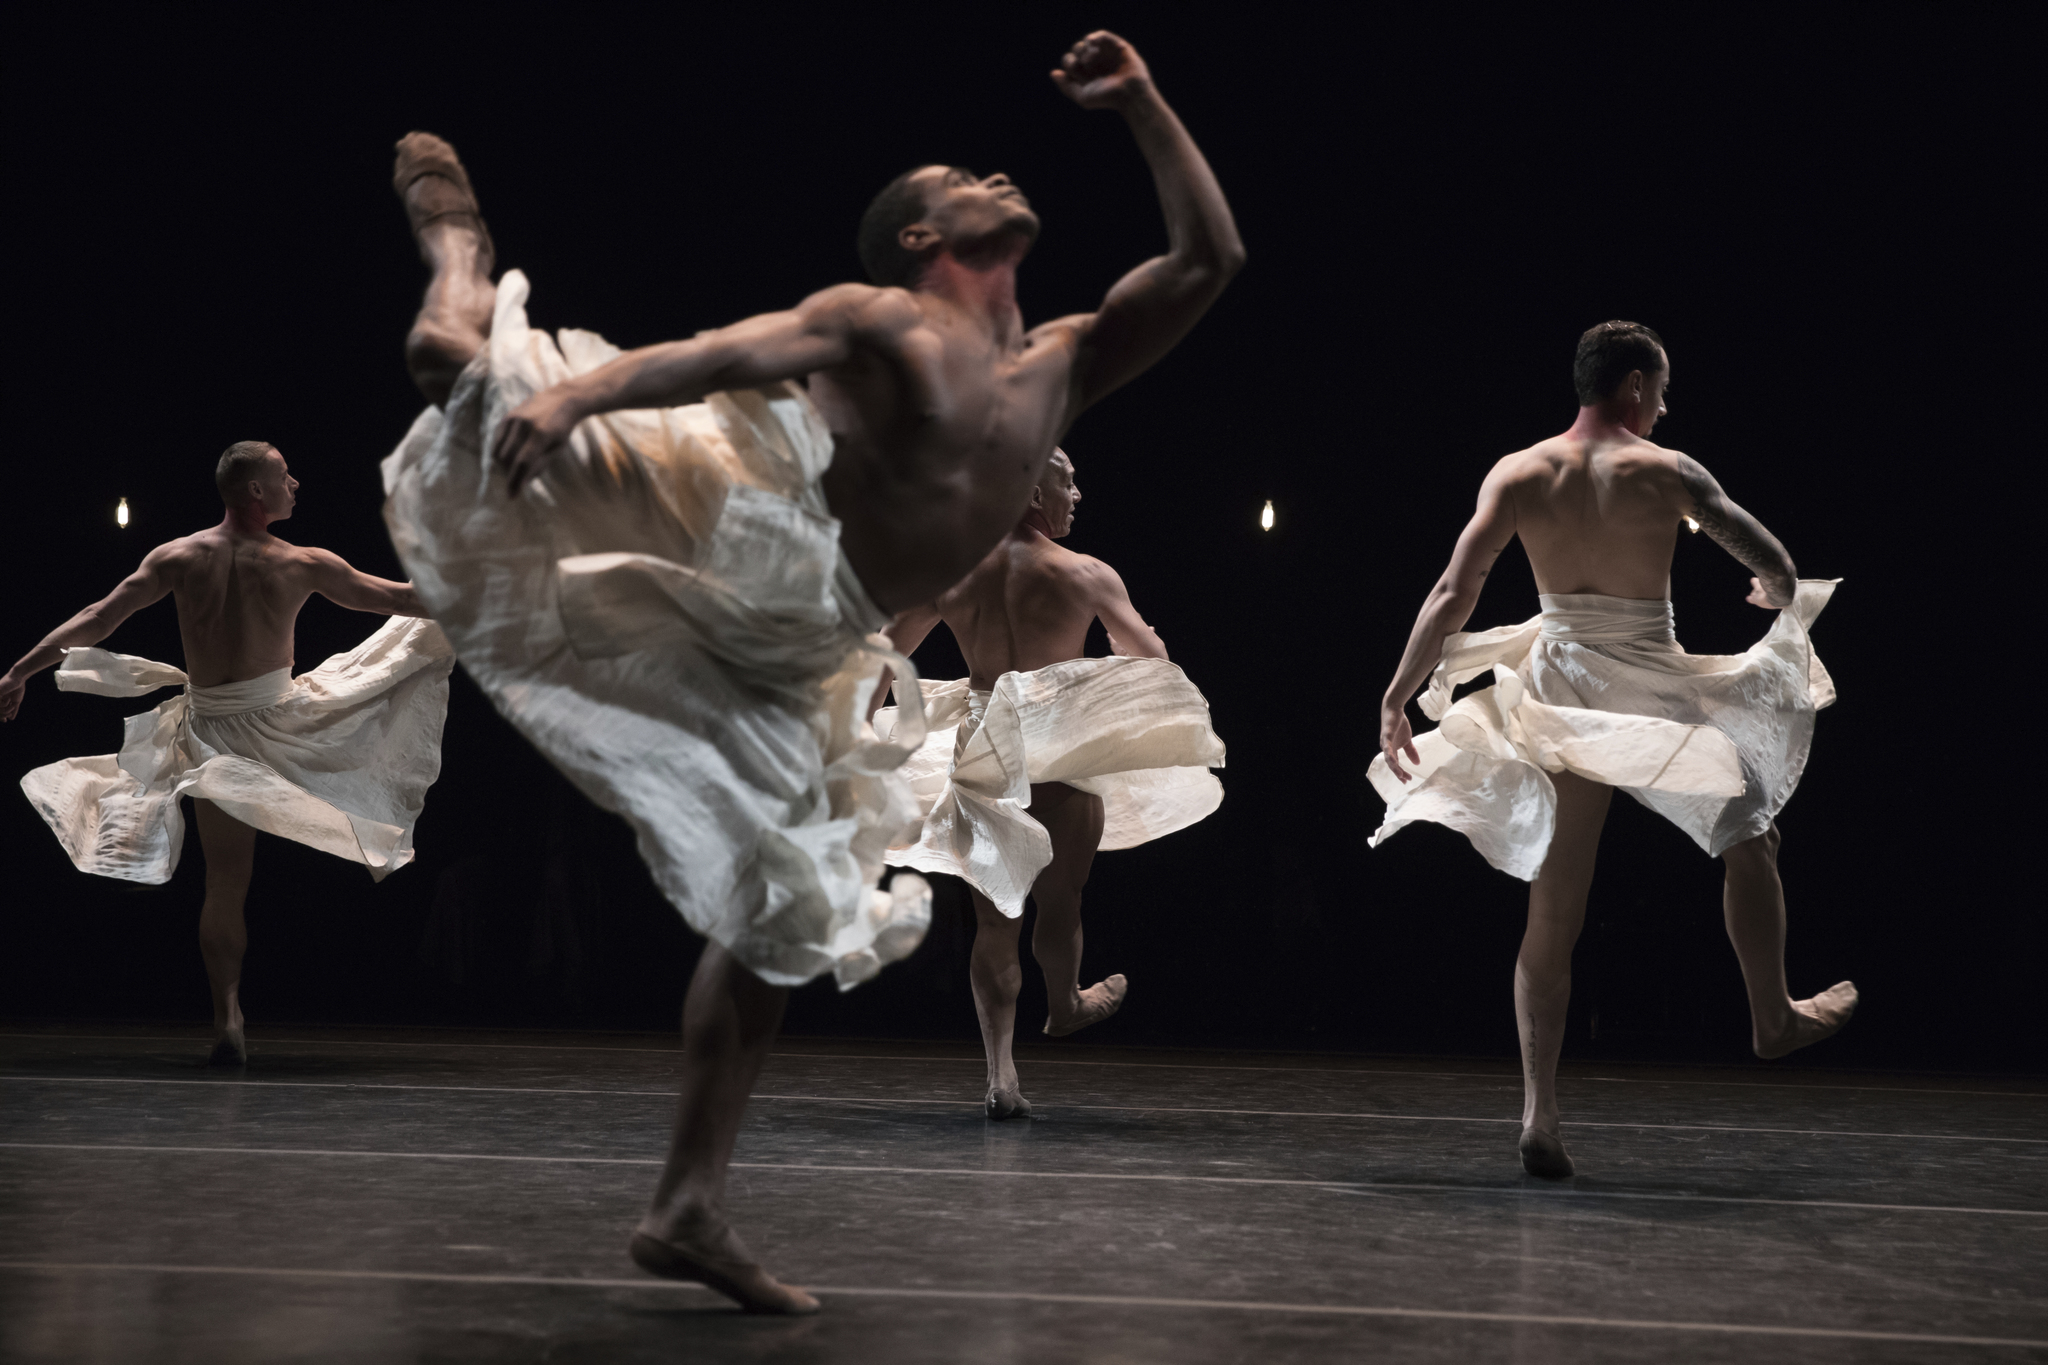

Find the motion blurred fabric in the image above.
[
  {"left": 876, "top": 655, "right": 1226, "bottom": 915},
  {"left": 381, "top": 270, "right": 931, "bottom": 990}
]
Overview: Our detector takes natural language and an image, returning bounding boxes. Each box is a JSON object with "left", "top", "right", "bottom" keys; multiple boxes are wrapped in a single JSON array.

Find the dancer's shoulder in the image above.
[{"left": 793, "top": 281, "right": 924, "bottom": 333}]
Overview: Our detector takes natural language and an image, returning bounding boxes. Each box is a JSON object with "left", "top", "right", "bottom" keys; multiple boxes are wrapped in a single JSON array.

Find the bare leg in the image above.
[
  {"left": 393, "top": 133, "right": 496, "bottom": 407},
  {"left": 192, "top": 799, "right": 255, "bottom": 1066},
  {"left": 1030, "top": 781, "right": 1122, "bottom": 1037},
  {"left": 1722, "top": 824, "right": 1857, "bottom": 1059},
  {"left": 966, "top": 889, "right": 1031, "bottom": 1119},
  {"left": 1515, "top": 771, "right": 1612, "bottom": 1177},
  {"left": 632, "top": 942, "right": 817, "bottom": 1314}
]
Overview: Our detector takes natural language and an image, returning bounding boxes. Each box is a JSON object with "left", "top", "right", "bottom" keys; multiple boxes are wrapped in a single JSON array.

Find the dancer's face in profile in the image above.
[
  {"left": 1625, "top": 352, "right": 1671, "bottom": 437},
  {"left": 902, "top": 165, "right": 1041, "bottom": 261},
  {"left": 251, "top": 450, "right": 300, "bottom": 521},
  {"left": 1030, "top": 450, "right": 1080, "bottom": 538}
]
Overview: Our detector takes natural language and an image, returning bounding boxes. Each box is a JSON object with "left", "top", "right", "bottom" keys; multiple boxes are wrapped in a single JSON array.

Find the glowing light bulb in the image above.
[
  {"left": 117, "top": 498, "right": 130, "bottom": 529},
  {"left": 1260, "top": 500, "right": 1274, "bottom": 531},
  {"left": 1682, "top": 515, "right": 1699, "bottom": 533}
]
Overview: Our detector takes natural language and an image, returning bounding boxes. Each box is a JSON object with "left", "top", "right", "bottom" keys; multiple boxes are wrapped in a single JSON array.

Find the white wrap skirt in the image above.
[
  {"left": 1368, "top": 582, "right": 1838, "bottom": 880},
  {"left": 379, "top": 270, "right": 931, "bottom": 989},
  {"left": 874, "top": 655, "right": 1225, "bottom": 915},
  {"left": 21, "top": 615, "right": 454, "bottom": 883}
]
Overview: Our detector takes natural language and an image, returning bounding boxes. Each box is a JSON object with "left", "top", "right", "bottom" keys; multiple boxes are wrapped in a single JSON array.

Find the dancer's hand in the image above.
[
  {"left": 0, "top": 672, "right": 25, "bottom": 723},
  {"left": 1052, "top": 31, "right": 1153, "bottom": 110},
  {"left": 1745, "top": 576, "right": 1790, "bottom": 610},
  {"left": 492, "top": 386, "right": 583, "bottom": 497},
  {"left": 1380, "top": 704, "right": 1420, "bottom": 783}
]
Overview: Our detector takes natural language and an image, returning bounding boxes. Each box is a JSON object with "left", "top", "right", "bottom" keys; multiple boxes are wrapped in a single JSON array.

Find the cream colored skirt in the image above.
[
  {"left": 1368, "top": 581, "right": 1838, "bottom": 880},
  {"left": 875, "top": 655, "right": 1225, "bottom": 915}
]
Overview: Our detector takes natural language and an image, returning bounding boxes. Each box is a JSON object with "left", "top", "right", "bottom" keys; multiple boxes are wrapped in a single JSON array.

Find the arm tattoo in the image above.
[{"left": 1676, "top": 455, "right": 1797, "bottom": 601}]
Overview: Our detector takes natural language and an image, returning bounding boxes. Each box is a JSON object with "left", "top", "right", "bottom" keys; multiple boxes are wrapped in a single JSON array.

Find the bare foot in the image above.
[
  {"left": 393, "top": 132, "right": 495, "bottom": 274},
  {"left": 207, "top": 1014, "right": 247, "bottom": 1068},
  {"left": 1519, "top": 1127, "right": 1575, "bottom": 1179},
  {"left": 1755, "top": 981, "right": 1859, "bottom": 1060},
  {"left": 985, "top": 1085, "right": 1034, "bottom": 1120},
  {"left": 630, "top": 1211, "right": 819, "bottom": 1315},
  {"left": 1044, "top": 973, "right": 1128, "bottom": 1037}
]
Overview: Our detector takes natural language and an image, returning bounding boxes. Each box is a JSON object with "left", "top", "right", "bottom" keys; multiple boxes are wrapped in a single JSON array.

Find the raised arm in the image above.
[
  {"left": 1378, "top": 467, "right": 1519, "bottom": 780},
  {"left": 303, "top": 548, "right": 428, "bottom": 618},
  {"left": 1674, "top": 454, "right": 1798, "bottom": 609},
  {"left": 0, "top": 544, "right": 177, "bottom": 722},
  {"left": 1052, "top": 32, "right": 1246, "bottom": 415},
  {"left": 1082, "top": 559, "right": 1168, "bottom": 660},
  {"left": 491, "top": 284, "right": 893, "bottom": 496}
]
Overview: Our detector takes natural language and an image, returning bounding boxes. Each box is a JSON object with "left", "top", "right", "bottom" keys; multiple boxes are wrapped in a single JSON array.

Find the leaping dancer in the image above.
[
  {"left": 874, "top": 448, "right": 1224, "bottom": 1118},
  {"left": 1370, "top": 322, "right": 1855, "bottom": 1180},
  {"left": 3, "top": 442, "right": 451, "bottom": 1065},
  {"left": 383, "top": 30, "right": 1241, "bottom": 1312}
]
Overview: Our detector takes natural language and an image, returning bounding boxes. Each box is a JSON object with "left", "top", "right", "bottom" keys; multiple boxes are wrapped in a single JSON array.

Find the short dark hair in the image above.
[
  {"left": 1572, "top": 321, "right": 1666, "bottom": 405},
  {"left": 216, "top": 440, "right": 277, "bottom": 505},
  {"left": 857, "top": 168, "right": 937, "bottom": 288}
]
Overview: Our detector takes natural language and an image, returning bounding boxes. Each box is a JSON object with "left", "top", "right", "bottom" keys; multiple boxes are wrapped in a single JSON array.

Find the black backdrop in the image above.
[{"left": 3, "top": 6, "right": 2033, "bottom": 1071}]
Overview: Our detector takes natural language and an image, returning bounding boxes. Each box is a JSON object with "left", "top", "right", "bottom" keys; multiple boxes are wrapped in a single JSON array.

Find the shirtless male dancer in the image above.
[
  {"left": 393, "top": 31, "right": 1240, "bottom": 1310},
  {"left": 882, "top": 448, "right": 1222, "bottom": 1118},
  {"left": 1375, "top": 322, "right": 1854, "bottom": 1178},
  {"left": 2, "top": 444, "right": 437, "bottom": 1064}
]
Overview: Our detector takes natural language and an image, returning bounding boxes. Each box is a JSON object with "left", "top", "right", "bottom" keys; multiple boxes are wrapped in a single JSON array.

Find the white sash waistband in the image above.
[
  {"left": 1537, "top": 593, "right": 1676, "bottom": 645},
  {"left": 188, "top": 668, "right": 295, "bottom": 717}
]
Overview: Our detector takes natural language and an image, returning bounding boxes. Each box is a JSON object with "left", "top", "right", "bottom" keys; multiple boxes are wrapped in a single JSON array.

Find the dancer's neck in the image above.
[
  {"left": 1562, "top": 402, "right": 1651, "bottom": 444},
  {"left": 917, "top": 253, "right": 1025, "bottom": 347},
  {"left": 219, "top": 505, "right": 276, "bottom": 538}
]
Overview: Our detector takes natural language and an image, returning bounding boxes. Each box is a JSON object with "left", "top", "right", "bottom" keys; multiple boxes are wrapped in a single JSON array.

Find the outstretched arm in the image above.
[
  {"left": 491, "top": 284, "right": 887, "bottom": 496},
  {"left": 1378, "top": 469, "right": 1518, "bottom": 781},
  {"left": 1675, "top": 454, "right": 1798, "bottom": 609},
  {"left": 0, "top": 546, "right": 177, "bottom": 722},
  {"left": 1083, "top": 560, "right": 1168, "bottom": 660},
  {"left": 1053, "top": 32, "right": 1246, "bottom": 415},
  {"left": 305, "top": 549, "right": 428, "bottom": 617}
]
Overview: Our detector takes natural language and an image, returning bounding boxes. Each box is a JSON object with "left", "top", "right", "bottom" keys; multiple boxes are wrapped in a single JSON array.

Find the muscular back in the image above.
[
  {"left": 1480, "top": 431, "right": 1795, "bottom": 608},
  {"left": 1498, "top": 435, "right": 1690, "bottom": 599},
  {"left": 893, "top": 525, "right": 1166, "bottom": 690},
  {"left": 159, "top": 528, "right": 329, "bottom": 687}
]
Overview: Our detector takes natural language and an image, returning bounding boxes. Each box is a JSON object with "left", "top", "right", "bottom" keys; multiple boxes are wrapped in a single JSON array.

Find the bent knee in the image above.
[{"left": 1724, "top": 823, "right": 1782, "bottom": 871}]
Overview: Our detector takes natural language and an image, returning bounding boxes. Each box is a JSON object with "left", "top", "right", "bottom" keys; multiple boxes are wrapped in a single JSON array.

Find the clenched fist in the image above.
[{"left": 1051, "top": 31, "right": 1154, "bottom": 110}]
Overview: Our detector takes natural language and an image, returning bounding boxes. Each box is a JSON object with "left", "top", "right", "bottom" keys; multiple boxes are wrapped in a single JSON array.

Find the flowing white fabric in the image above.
[
  {"left": 380, "top": 269, "right": 931, "bottom": 990},
  {"left": 873, "top": 656, "right": 1225, "bottom": 916},
  {"left": 20, "top": 615, "right": 454, "bottom": 884},
  {"left": 1367, "top": 581, "right": 1839, "bottom": 880}
]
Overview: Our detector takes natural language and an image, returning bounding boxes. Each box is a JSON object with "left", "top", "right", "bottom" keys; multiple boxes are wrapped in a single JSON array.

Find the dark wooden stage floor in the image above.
[{"left": 2, "top": 1025, "right": 2042, "bottom": 1363}]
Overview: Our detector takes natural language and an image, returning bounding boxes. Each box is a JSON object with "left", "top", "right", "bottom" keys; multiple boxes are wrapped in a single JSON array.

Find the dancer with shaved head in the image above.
[
  {"left": 4, "top": 442, "right": 451, "bottom": 1064},
  {"left": 874, "top": 447, "right": 1225, "bottom": 1119},
  {"left": 383, "top": 30, "right": 1240, "bottom": 1311},
  {"left": 1370, "top": 322, "right": 1854, "bottom": 1180}
]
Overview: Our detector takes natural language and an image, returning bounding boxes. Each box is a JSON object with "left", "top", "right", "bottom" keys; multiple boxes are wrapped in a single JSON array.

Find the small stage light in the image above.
[
  {"left": 1260, "top": 500, "right": 1274, "bottom": 531},
  {"left": 117, "top": 498, "right": 130, "bottom": 529},
  {"left": 1682, "top": 515, "right": 1699, "bottom": 533}
]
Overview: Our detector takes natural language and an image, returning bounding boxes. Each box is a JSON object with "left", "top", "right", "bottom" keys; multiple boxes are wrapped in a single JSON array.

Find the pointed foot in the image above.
[
  {"left": 1044, "top": 973, "right": 1128, "bottom": 1037},
  {"left": 985, "top": 1086, "right": 1034, "bottom": 1121},
  {"left": 629, "top": 1226, "right": 819, "bottom": 1315},
  {"left": 392, "top": 131, "right": 495, "bottom": 273},
  {"left": 1755, "top": 981, "right": 1858, "bottom": 1060},
  {"left": 1519, "top": 1127, "right": 1575, "bottom": 1179}
]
